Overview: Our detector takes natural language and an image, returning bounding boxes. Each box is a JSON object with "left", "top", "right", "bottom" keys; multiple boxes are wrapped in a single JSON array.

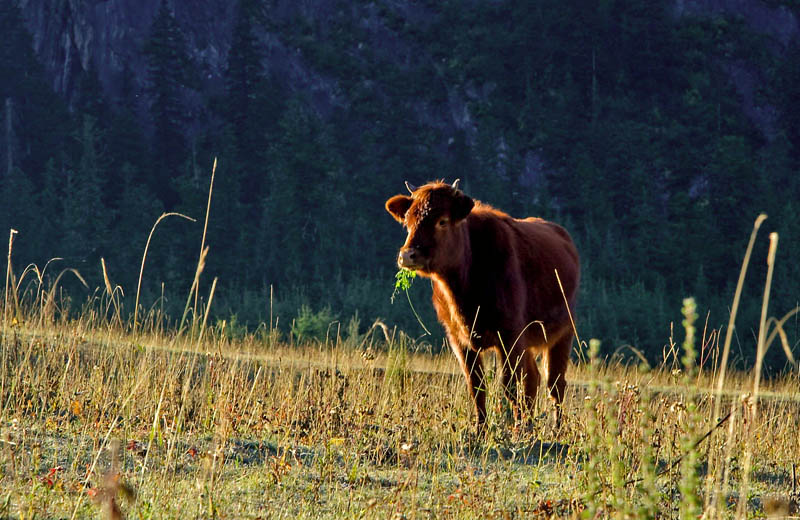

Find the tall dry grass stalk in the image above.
[
  {"left": 0, "top": 229, "right": 15, "bottom": 421},
  {"left": 753, "top": 233, "right": 779, "bottom": 411},
  {"left": 196, "top": 277, "right": 218, "bottom": 348},
  {"left": 3, "top": 228, "right": 18, "bottom": 330},
  {"left": 195, "top": 158, "right": 217, "bottom": 322},
  {"left": 133, "top": 212, "right": 195, "bottom": 333},
  {"left": 179, "top": 157, "right": 217, "bottom": 338},
  {"left": 712, "top": 214, "right": 766, "bottom": 420},
  {"left": 705, "top": 214, "right": 766, "bottom": 515},
  {"left": 735, "top": 231, "right": 779, "bottom": 519},
  {"left": 178, "top": 246, "right": 208, "bottom": 336},
  {"left": 555, "top": 267, "right": 584, "bottom": 363},
  {"left": 27, "top": 257, "right": 63, "bottom": 324},
  {"left": 100, "top": 257, "right": 124, "bottom": 329},
  {"left": 41, "top": 267, "right": 87, "bottom": 323}
]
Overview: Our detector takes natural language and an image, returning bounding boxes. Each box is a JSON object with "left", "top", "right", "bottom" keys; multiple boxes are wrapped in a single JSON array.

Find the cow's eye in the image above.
[{"left": 437, "top": 217, "right": 449, "bottom": 228}]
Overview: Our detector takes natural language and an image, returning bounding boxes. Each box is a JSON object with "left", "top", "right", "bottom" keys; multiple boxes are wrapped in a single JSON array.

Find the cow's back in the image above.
[
  {"left": 512, "top": 217, "right": 580, "bottom": 311},
  {"left": 455, "top": 208, "right": 579, "bottom": 344}
]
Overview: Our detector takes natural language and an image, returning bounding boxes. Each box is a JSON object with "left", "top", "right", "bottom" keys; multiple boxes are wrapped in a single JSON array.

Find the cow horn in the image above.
[
  {"left": 452, "top": 178, "right": 461, "bottom": 190},
  {"left": 405, "top": 181, "right": 417, "bottom": 194}
]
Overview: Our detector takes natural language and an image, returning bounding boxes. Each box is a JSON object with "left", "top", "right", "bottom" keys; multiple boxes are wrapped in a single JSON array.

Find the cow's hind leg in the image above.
[
  {"left": 453, "top": 346, "right": 487, "bottom": 434},
  {"left": 544, "top": 334, "right": 572, "bottom": 428},
  {"left": 514, "top": 348, "right": 540, "bottom": 427},
  {"left": 497, "top": 347, "right": 519, "bottom": 423}
]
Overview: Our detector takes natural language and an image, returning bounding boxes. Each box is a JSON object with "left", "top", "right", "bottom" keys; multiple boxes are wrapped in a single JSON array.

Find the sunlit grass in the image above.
[{"left": 0, "top": 297, "right": 797, "bottom": 519}]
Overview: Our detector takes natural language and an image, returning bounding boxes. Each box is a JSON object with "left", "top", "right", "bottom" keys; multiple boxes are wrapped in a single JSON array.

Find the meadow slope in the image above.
[{"left": 0, "top": 316, "right": 797, "bottom": 519}]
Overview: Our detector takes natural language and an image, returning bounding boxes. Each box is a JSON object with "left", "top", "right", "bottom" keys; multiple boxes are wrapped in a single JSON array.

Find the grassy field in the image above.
[{"left": 0, "top": 303, "right": 798, "bottom": 519}]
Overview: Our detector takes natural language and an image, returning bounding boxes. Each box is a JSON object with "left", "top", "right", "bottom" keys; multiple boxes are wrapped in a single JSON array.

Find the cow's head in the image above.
[{"left": 385, "top": 180, "right": 474, "bottom": 274}]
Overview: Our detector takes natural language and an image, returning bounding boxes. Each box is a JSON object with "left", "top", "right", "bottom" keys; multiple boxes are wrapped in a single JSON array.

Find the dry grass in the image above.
[{"left": 0, "top": 305, "right": 797, "bottom": 519}]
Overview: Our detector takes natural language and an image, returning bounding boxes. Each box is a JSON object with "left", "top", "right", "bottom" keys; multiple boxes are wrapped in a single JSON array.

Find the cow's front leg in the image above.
[{"left": 452, "top": 344, "right": 486, "bottom": 434}]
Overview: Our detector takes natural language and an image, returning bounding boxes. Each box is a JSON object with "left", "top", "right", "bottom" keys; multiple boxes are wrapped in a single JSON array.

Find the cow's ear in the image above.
[
  {"left": 385, "top": 195, "right": 413, "bottom": 223},
  {"left": 451, "top": 192, "right": 474, "bottom": 222}
]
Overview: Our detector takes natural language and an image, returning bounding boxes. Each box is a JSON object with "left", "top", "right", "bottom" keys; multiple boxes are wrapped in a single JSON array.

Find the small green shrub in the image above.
[{"left": 291, "top": 304, "right": 337, "bottom": 343}]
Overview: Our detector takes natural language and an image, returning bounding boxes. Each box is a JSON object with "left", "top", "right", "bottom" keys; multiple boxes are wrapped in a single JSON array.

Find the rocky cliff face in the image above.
[
  {"left": 15, "top": 0, "right": 800, "bottom": 141},
  {"left": 676, "top": 0, "right": 798, "bottom": 46},
  {"left": 17, "top": 0, "right": 234, "bottom": 104},
  {"left": 14, "top": 0, "right": 463, "bottom": 143}
]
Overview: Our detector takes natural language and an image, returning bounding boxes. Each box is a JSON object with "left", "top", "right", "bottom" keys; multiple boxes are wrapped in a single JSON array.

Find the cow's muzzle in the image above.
[{"left": 397, "top": 248, "right": 423, "bottom": 270}]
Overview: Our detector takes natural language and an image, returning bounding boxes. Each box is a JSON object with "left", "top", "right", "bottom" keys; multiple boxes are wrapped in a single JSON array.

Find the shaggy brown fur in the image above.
[{"left": 386, "top": 181, "right": 580, "bottom": 433}]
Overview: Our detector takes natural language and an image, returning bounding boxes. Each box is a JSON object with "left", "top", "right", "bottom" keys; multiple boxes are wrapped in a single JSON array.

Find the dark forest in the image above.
[{"left": 1, "top": 0, "right": 799, "bottom": 367}]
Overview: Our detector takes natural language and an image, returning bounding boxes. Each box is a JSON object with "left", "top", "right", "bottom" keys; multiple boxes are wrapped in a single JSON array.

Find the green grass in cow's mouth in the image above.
[
  {"left": 392, "top": 267, "right": 431, "bottom": 335},
  {"left": 392, "top": 267, "right": 417, "bottom": 301}
]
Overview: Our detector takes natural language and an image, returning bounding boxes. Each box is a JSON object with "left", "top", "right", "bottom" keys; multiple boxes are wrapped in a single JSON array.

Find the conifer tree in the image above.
[
  {"left": 227, "top": 0, "right": 262, "bottom": 159},
  {"left": 225, "top": 0, "right": 283, "bottom": 207},
  {"left": 61, "top": 116, "right": 108, "bottom": 268},
  {"left": 144, "top": 0, "right": 194, "bottom": 207},
  {"left": 109, "top": 162, "right": 163, "bottom": 292},
  {"left": 0, "top": 165, "right": 38, "bottom": 264},
  {"left": 259, "top": 99, "right": 346, "bottom": 286},
  {"left": 103, "top": 62, "right": 149, "bottom": 201},
  {"left": 0, "top": 0, "right": 71, "bottom": 179},
  {"left": 0, "top": 1, "right": 36, "bottom": 98},
  {"left": 75, "top": 58, "right": 109, "bottom": 121}
]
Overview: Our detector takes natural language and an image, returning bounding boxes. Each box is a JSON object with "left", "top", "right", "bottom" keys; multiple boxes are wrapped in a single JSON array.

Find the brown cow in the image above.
[{"left": 385, "top": 180, "right": 580, "bottom": 434}]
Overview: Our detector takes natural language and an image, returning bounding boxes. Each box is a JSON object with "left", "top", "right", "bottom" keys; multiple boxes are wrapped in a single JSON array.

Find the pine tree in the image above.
[
  {"left": 74, "top": 58, "right": 109, "bottom": 121},
  {"left": 226, "top": 0, "right": 262, "bottom": 159},
  {"left": 102, "top": 63, "right": 149, "bottom": 202},
  {"left": 108, "top": 162, "right": 164, "bottom": 293},
  {"left": 61, "top": 116, "right": 108, "bottom": 269},
  {"left": 224, "top": 0, "right": 283, "bottom": 207},
  {"left": 143, "top": 0, "right": 194, "bottom": 207},
  {"left": 259, "top": 99, "right": 347, "bottom": 287},
  {"left": 0, "top": 0, "right": 71, "bottom": 179},
  {"left": 0, "top": 165, "right": 38, "bottom": 265},
  {"left": 0, "top": 1, "right": 37, "bottom": 98}
]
